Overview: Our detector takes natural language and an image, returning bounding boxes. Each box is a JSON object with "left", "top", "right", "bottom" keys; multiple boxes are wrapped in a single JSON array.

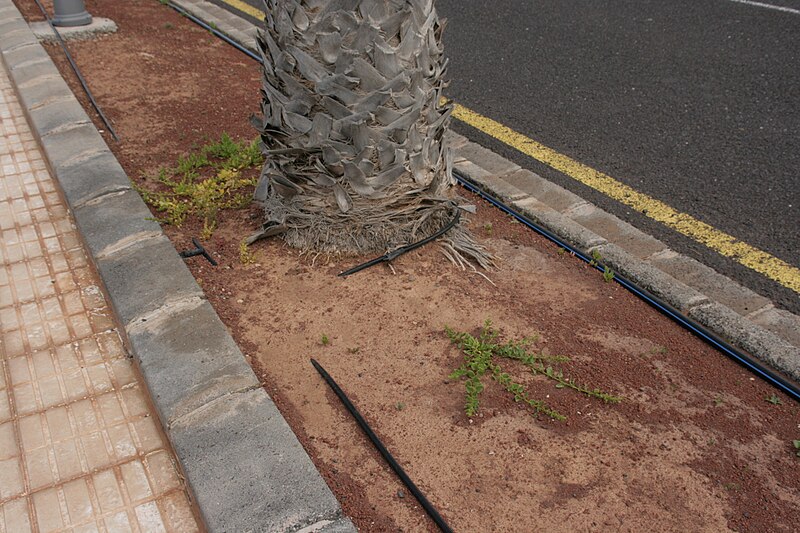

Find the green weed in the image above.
[
  {"left": 766, "top": 395, "right": 782, "bottom": 405},
  {"left": 239, "top": 239, "right": 257, "bottom": 265},
  {"left": 446, "top": 320, "right": 621, "bottom": 421},
  {"left": 136, "top": 134, "right": 262, "bottom": 237},
  {"left": 793, "top": 440, "right": 800, "bottom": 457},
  {"left": 483, "top": 223, "right": 493, "bottom": 235},
  {"left": 713, "top": 395, "right": 725, "bottom": 407},
  {"left": 589, "top": 249, "right": 602, "bottom": 267},
  {"left": 395, "top": 402, "right": 405, "bottom": 411},
  {"left": 320, "top": 334, "right": 330, "bottom": 346},
  {"left": 557, "top": 247, "right": 566, "bottom": 256},
  {"left": 603, "top": 266, "right": 614, "bottom": 282}
]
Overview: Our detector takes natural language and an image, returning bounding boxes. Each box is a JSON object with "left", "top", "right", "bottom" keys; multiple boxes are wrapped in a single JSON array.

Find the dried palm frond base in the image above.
[
  {"left": 249, "top": 179, "right": 494, "bottom": 270},
  {"left": 250, "top": 0, "right": 493, "bottom": 270}
]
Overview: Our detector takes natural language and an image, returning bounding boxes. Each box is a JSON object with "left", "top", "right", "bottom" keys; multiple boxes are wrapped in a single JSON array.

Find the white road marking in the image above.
[{"left": 727, "top": 0, "right": 800, "bottom": 15}]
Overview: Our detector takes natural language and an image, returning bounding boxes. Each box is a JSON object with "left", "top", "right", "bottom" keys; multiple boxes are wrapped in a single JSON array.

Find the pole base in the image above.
[{"left": 52, "top": 0, "right": 92, "bottom": 27}]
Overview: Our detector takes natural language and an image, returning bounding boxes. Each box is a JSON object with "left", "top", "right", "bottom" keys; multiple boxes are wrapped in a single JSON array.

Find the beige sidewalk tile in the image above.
[{"left": 0, "top": 47, "right": 199, "bottom": 533}]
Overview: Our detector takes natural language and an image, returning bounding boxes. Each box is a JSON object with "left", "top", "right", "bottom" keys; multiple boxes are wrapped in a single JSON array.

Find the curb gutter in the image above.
[
  {"left": 0, "top": 2, "right": 356, "bottom": 531},
  {"left": 170, "top": 0, "right": 800, "bottom": 384}
]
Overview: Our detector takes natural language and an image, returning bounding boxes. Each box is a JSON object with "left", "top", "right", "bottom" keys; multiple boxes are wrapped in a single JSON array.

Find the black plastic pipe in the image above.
[
  {"left": 311, "top": 358, "right": 454, "bottom": 533},
  {"left": 453, "top": 168, "right": 800, "bottom": 403},
  {"left": 168, "top": 0, "right": 800, "bottom": 403},
  {"left": 164, "top": 1, "right": 262, "bottom": 62},
  {"left": 33, "top": 0, "right": 119, "bottom": 141},
  {"left": 338, "top": 208, "right": 461, "bottom": 277}
]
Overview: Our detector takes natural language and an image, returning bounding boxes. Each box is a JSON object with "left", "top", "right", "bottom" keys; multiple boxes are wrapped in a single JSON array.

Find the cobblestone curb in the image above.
[
  {"left": 0, "top": 2, "right": 356, "bottom": 531},
  {"left": 173, "top": 0, "right": 800, "bottom": 384}
]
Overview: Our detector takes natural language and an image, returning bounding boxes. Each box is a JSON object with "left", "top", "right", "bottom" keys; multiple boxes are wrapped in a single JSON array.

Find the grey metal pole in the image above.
[{"left": 52, "top": 0, "right": 92, "bottom": 27}]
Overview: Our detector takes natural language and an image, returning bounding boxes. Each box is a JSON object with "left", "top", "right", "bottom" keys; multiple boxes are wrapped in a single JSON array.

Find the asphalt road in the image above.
[{"left": 223, "top": 0, "right": 800, "bottom": 313}]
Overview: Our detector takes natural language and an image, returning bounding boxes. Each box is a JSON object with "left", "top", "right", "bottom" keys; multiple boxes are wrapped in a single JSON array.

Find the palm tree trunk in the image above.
[{"left": 251, "top": 0, "right": 491, "bottom": 268}]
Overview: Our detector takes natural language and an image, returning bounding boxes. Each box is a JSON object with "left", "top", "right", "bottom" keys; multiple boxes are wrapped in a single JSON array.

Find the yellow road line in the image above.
[
  {"left": 452, "top": 103, "right": 800, "bottom": 293},
  {"left": 212, "top": 0, "right": 799, "bottom": 293},
  {"left": 219, "top": 0, "right": 264, "bottom": 20}
]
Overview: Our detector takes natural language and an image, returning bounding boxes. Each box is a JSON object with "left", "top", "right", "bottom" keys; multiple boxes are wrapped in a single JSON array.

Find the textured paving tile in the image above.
[{"left": 0, "top": 58, "right": 199, "bottom": 533}]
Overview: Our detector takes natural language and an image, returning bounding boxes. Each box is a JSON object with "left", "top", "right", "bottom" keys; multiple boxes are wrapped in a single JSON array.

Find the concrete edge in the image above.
[
  {"left": 0, "top": 2, "right": 355, "bottom": 531},
  {"left": 167, "top": 0, "right": 800, "bottom": 386}
]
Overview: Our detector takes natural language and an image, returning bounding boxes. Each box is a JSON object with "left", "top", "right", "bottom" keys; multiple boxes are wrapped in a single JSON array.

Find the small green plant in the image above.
[
  {"left": 722, "top": 482, "right": 741, "bottom": 491},
  {"left": 446, "top": 320, "right": 621, "bottom": 421},
  {"left": 239, "top": 239, "right": 257, "bottom": 265},
  {"left": 136, "top": 134, "right": 263, "bottom": 237},
  {"left": 589, "top": 249, "right": 602, "bottom": 267},
  {"left": 766, "top": 395, "right": 782, "bottom": 405},
  {"left": 793, "top": 440, "right": 800, "bottom": 457},
  {"left": 164, "top": 22, "right": 174, "bottom": 29},
  {"left": 320, "top": 334, "right": 330, "bottom": 346},
  {"left": 713, "top": 395, "right": 724, "bottom": 407},
  {"left": 483, "top": 222, "right": 493, "bottom": 235},
  {"left": 557, "top": 247, "right": 566, "bottom": 256},
  {"left": 395, "top": 402, "right": 405, "bottom": 411},
  {"left": 347, "top": 347, "right": 360, "bottom": 354},
  {"left": 603, "top": 266, "right": 614, "bottom": 282}
]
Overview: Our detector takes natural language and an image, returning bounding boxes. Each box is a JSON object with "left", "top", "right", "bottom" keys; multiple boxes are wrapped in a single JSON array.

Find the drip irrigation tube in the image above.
[
  {"left": 164, "top": 1, "right": 262, "bottom": 62},
  {"left": 338, "top": 208, "right": 461, "bottom": 277},
  {"left": 32, "top": 0, "right": 119, "bottom": 141},
  {"left": 169, "top": 1, "right": 799, "bottom": 402},
  {"left": 310, "top": 358, "right": 454, "bottom": 533},
  {"left": 453, "top": 168, "right": 800, "bottom": 402}
]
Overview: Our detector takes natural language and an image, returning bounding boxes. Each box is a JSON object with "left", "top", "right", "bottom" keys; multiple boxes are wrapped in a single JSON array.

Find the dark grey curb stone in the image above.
[
  {"left": 170, "top": 388, "right": 348, "bottom": 533},
  {"left": 170, "top": 0, "right": 800, "bottom": 385},
  {"left": 0, "top": 2, "right": 356, "bottom": 531}
]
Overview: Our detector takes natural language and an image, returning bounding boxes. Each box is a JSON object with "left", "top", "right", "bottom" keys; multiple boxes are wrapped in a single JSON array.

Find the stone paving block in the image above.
[
  {"left": 169, "top": 388, "right": 345, "bottom": 533},
  {"left": 566, "top": 203, "right": 667, "bottom": 259},
  {"left": 444, "top": 130, "right": 469, "bottom": 150},
  {"left": 27, "top": 98, "right": 90, "bottom": 137},
  {"left": 466, "top": 172, "right": 529, "bottom": 204},
  {"left": 455, "top": 141, "right": 520, "bottom": 177},
  {"left": 10, "top": 72, "right": 73, "bottom": 112},
  {"left": 501, "top": 168, "right": 586, "bottom": 212},
  {"left": 51, "top": 149, "right": 132, "bottom": 208},
  {"left": 5, "top": 58, "right": 61, "bottom": 89},
  {"left": 127, "top": 299, "right": 260, "bottom": 427},
  {"left": 592, "top": 243, "right": 708, "bottom": 312},
  {"left": 649, "top": 250, "right": 770, "bottom": 316},
  {"left": 2, "top": 57, "right": 57, "bottom": 88},
  {"left": 0, "top": 27, "right": 35, "bottom": 52},
  {"left": 72, "top": 189, "right": 163, "bottom": 259},
  {"left": 510, "top": 196, "right": 607, "bottom": 251},
  {"left": 1, "top": 40, "right": 50, "bottom": 71},
  {"left": 96, "top": 238, "right": 204, "bottom": 327},
  {"left": 38, "top": 121, "right": 105, "bottom": 170},
  {"left": 0, "top": 17, "right": 28, "bottom": 38},
  {"left": 688, "top": 302, "right": 800, "bottom": 382},
  {"left": 749, "top": 307, "right": 800, "bottom": 349}
]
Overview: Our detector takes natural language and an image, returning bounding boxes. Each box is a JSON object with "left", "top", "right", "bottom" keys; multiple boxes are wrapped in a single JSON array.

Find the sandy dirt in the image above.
[{"left": 15, "top": 0, "right": 800, "bottom": 531}]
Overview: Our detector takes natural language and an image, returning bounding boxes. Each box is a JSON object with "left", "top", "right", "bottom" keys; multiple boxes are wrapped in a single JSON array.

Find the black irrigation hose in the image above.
[
  {"left": 338, "top": 208, "right": 461, "bottom": 277},
  {"left": 453, "top": 168, "right": 800, "bottom": 403},
  {"left": 169, "top": 0, "right": 800, "bottom": 402},
  {"left": 310, "top": 358, "right": 454, "bottom": 533},
  {"left": 164, "top": 1, "right": 263, "bottom": 62},
  {"left": 32, "top": 0, "right": 119, "bottom": 141}
]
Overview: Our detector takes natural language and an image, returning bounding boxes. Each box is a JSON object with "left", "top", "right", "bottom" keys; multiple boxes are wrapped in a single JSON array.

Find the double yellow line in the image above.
[{"left": 220, "top": 0, "right": 800, "bottom": 294}]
